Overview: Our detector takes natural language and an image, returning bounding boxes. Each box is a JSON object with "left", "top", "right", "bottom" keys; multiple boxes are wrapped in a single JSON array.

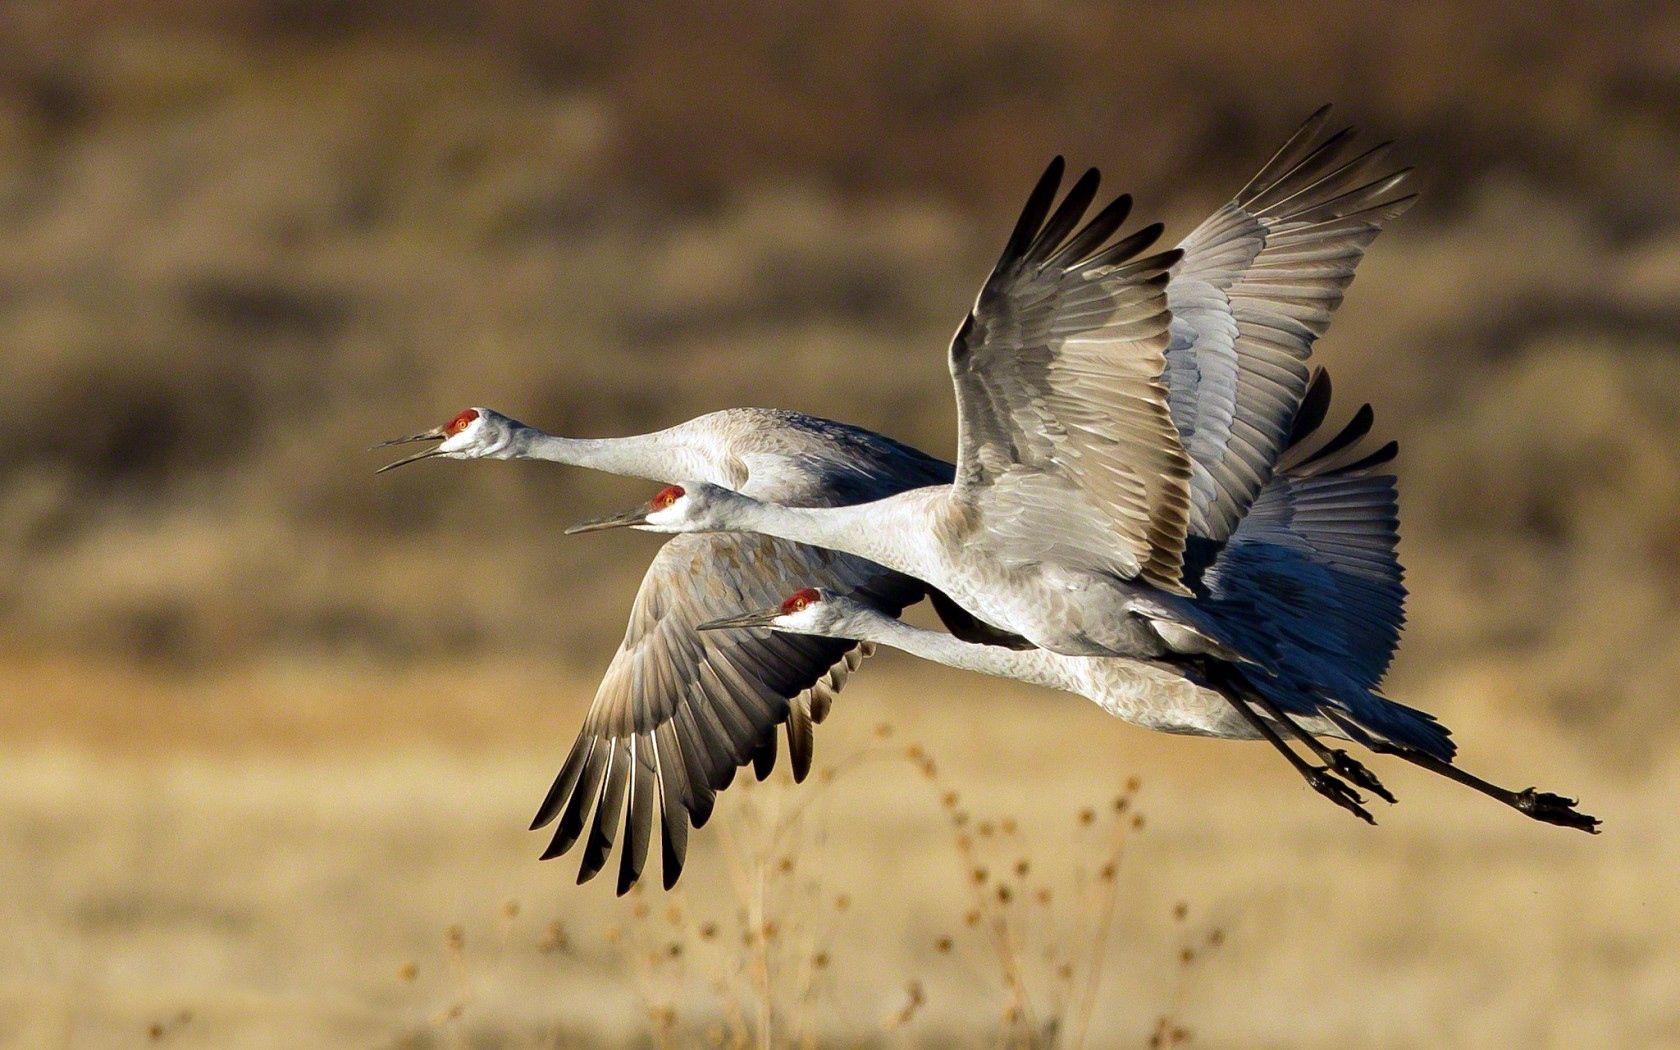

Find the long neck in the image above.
[
  {"left": 517, "top": 428, "right": 717, "bottom": 485},
  {"left": 728, "top": 493, "right": 939, "bottom": 580},
  {"left": 848, "top": 615, "right": 1073, "bottom": 693}
]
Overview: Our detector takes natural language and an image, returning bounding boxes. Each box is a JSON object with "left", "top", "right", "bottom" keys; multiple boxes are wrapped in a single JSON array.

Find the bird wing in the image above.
[
  {"left": 949, "top": 158, "right": 1193, "bottom": 593},
  {"left": 1164, "top": 106, "right": 1415, "bottom": 543},
  {"left": 1191, "top": 378, "right": 1448, "bottom": 759},
  {"left": 530, "top": 532, "right": 921, "bottom": 894}
]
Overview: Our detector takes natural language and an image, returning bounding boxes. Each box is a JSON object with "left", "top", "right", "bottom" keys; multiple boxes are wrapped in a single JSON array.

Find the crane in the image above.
[
  {"left": 695, "top": 392, "right": 1598, "bottom": 830},
  {"left": 563, "top": 120, "right": 1600, "bottom": 835},
  {"left": 379, "top": 108, "right": 1430, "bottom": 890},
  {"left": 380, "top": 405, "right": 974, "bottom": 893}
]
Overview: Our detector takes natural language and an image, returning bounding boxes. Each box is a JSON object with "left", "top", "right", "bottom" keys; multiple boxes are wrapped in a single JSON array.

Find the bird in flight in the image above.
[
  {"left": 566, "top": 117, "right": 1600, "bottom": 859},
  {"left": 381, "top": 109, "right": 1565, "bottom": 893},
  {"left": 690, "top": 374, "right": 1597, "bottom": 832}
]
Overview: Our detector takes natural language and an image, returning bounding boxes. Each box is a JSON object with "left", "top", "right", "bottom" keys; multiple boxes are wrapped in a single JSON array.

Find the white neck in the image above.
[
  {"left": 843, "top": 614, "right": 1073, "bottom": 693},
  {"left": 841, "top": 614, "right": 1244, "bottom": 738},
  {"left": 518, "top": 428, "right": 720, "bottom": 485},
  {"left": 726, "top": 492, "right": 940, "bottom": 581}
]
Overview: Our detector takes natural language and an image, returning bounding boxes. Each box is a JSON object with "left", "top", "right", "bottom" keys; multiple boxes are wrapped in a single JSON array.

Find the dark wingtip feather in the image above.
[
  {"left": 750, "top": 730, "right": 777, "bottom": 781},
  {"left": 996, "top": 156, "right": 1066, "bottom": 273},
  {"left": 617, "top": 757, "right": 655, "bottom": 895},
  {"left": 578, "top": 752, "right": 629, "bottom": 884},
  {"left": 530, "top": 736, "right": 591, "bottom": 831},
  {"left": 1027, "top": 166, "right": 1101, "bottom": 263},
  {"left": 1046, "top": 191, "right": 1133, "bottom": 270},
  {"left": 1287, "top": 367, "right": 1333, "bottom": 449},
  {"left": 1299, "top": 402, "right": 1374, "bottom": 468},
  {"left": 660, "top": 815, "right": 687, "bottom": 890},
  {"left": 544, "top": 741, "right": 610, "bottom": 858},
  {"left": 538, "top": 831, "right": 570, "bottom": 862},
  {"left": 689, "top": 786, "right": 716, "bottom": 828},
  {"left": 1334, "top": 439, "right": 1399, "bottom": 475}
]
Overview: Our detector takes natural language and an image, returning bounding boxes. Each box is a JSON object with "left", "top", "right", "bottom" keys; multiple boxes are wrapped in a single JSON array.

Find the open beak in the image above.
[
  {"left": 371, "top": 428, "right": 446, "bottom": 474},
  {"left": 697, "top": 607, "right": 780, "bottom": 632},
  {"left": 563, "top": 504, "right": 654, "bottom": 535}
]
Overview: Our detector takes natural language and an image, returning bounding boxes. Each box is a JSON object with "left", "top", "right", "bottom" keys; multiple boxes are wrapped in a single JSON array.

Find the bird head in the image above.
[
  {"left": 373, "top": 407, "right": 526, "bottom": 472},
  {"left": 563, "top": 481, "right": 737, "bottom": 535},
  {"left": 696, "top": 587, "right": 864, "bottom": 637}
]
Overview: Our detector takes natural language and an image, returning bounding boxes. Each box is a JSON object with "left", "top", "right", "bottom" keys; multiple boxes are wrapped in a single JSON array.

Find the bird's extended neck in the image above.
[
  {"left": 725, "top": 490, "right": 942, "bottom": 579},
  {"left": 517, "top": 428, "right": 728, "bottom": 486},
  {"left": 844, "top": 613, "right": 1070, "bottom": 691}
]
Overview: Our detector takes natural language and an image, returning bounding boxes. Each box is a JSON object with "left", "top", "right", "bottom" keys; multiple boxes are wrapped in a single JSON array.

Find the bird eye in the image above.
[
  {"left": 446, "top": 409, "right": 479, "bottom": 435},
  {"left": 653, "top": 485, "right": 684, "bottom": 509},
  {"left": 780, "top": 587, "right": 821, "bottom": 614}
]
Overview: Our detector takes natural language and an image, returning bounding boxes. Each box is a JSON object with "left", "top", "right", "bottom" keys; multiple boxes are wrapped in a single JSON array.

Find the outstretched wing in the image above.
[
  {"left": 1165, "top": 105, "right": 1416, "bottom": 543},
  {"left": 1193, "top": 373, "right": 1448, "bottom": 759},
  {"left": 949, "top": 158, "right": 1193, "bottom": 593},
  {"left": 530, "top": 533, "right": 920, "bottom": 894}
]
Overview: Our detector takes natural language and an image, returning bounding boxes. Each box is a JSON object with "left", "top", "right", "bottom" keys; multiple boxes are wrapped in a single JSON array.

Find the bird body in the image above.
[
  {"left": 618, "top": 484, "right": 1199, "bottom": 662},
  {"left": 719, "top": 590, "right": 1329, "bottom": 740},
  {"left": 568, "top": 111, "right": 1430, "bottom": 772},
  {"left": 381, "top": 108, "right": 1596, "bottom": 892},
  {"left": 380, "top": 402, "right": 963, "bottom": 892},
  {"left": 410, "top": 405, "right": 953, "bottom": 499}
]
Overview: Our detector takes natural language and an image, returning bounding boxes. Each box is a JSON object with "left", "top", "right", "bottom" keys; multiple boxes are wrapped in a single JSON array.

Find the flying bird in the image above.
[
  {"left": 381, "top": 108, "right": 1449, "bottom": 891},
  {"left": 566, "top": 119, "right": 1600, "bottom": 839},
  {"left": 379, "top": 405, "right": 975, "bottom": 893},
  {"left": 695, "top": 382, "right": 1598, "bottom": 829}
]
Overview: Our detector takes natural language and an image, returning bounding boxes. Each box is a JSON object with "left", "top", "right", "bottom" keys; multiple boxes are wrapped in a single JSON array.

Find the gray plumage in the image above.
[
  {"left": 572, "top": 113, "right": 1597, "bottom": 833},
  {"left": 1166, "top": 105, "right": 1415, "bottom": 542},
  {"left": 709, "top": 394, "right": 1406, "bottom": 742},
  {"left": 379, "top": 404, "right": 957, "bottom": 892},
  {"left": 385, "top": 108, "right": 1592, "bottom": 893}
]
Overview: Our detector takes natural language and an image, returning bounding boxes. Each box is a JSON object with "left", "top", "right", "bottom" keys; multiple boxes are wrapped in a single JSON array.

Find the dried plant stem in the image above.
[{"left": 1066, "top": 837, "right": 1130, "bottom": 1049}]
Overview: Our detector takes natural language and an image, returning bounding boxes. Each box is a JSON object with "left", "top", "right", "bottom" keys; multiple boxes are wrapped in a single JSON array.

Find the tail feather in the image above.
[{"left": 1236, "top": 662, "right": 1455, "bottom": 762}]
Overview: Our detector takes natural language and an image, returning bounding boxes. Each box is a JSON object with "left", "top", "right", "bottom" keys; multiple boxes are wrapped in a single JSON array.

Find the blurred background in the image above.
[{"left": 3, "top": 2, "right": 1678, "bottom": 1047}]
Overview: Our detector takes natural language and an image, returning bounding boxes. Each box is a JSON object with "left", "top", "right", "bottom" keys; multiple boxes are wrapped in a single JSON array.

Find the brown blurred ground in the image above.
[{"left": 1, "top": 3, "right": 1678, "bottom": 1047}]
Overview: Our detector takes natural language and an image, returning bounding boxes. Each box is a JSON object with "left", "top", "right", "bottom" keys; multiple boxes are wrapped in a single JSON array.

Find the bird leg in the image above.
[
  {"left": 1321, "top": 710, "right": 1600, "bottom": 833},
  {"left": 1244, "top": 694, "right": 1397, "bottom": 805},
  {"left": 1207, "top": 678, "right": 1375, "bottom": 825}
]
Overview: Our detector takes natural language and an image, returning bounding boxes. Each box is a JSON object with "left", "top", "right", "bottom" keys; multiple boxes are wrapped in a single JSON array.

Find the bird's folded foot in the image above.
[
  {"left": 1306, "top": 768, "right": 1375, "bottom": 825},
  {"left": 1514, "top": 788, "right": 1601, "bottom": 833},
  {"left": 1327, "top": 749, "right": 1397, "bottom": 804}
]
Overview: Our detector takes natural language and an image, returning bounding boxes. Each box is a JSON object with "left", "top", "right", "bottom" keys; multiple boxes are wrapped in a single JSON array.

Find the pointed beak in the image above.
[
  {"left": 563, "top": 504, "right": 653, "bottom": 535},
  {"left": 697, "top": 607, "right": 780, "bottom": 632},
  {"left": 371, "top": 428, "right": 446, "bottom": 474}
]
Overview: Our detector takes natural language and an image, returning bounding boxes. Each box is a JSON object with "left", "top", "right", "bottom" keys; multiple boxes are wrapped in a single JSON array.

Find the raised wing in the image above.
[
  {"left": 1166, "top": 105, "right": 1416, "bottom": 542},
  {"left": 950, "top": 158, "right": 1193, "bottom": 593},
  {"left": 531, "top": 533, "right": 920, "bottom": 893}
]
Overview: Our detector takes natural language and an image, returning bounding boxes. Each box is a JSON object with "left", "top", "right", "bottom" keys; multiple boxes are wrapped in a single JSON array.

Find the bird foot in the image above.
[
  {"left": 1307, "top": 768, "right": 1375, "bottom": 825},
  {"left": 1327, "top": 749, "right": 1397, "bottom": 804},
  {"left": 1514, "top": 788, "right": 1601, "bottom": 833}
]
